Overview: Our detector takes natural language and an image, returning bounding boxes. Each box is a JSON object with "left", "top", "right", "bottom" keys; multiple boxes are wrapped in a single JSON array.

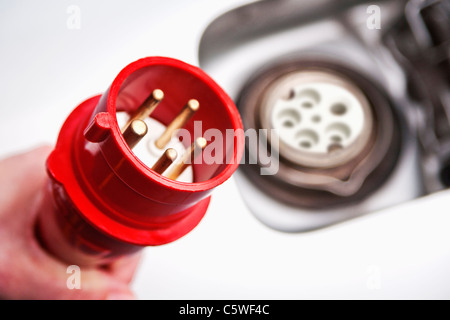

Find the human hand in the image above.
[{"left": 0, "top": 146, "right": 141, "bottom": 300}]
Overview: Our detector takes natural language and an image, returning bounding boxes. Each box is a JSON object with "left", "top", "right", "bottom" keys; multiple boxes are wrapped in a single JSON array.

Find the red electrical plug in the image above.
[{"left": 36, "top": 57, "right": 244, "bottom": 266}]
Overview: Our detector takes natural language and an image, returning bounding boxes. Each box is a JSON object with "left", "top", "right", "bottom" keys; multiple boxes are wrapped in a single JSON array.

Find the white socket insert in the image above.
[{"left": 261, "top": 70, "right": 374, "bottom": 168}]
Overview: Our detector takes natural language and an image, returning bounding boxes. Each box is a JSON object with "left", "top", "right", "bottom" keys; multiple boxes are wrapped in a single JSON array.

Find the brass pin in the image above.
[
  {"left": 152, "top": 148, "right": 178, "bottom": 175},
  {"left": 167, "top": 137, "right": 207, "bottom": 180},
  {"left": 122, "top": 89, "right": 164, "bottom": 132},
  {"left": 122, "top": 119, "right": 148, "bottom": 149},
  {"left": 155, "top": 99, "right": 199, "bottom": 149}
]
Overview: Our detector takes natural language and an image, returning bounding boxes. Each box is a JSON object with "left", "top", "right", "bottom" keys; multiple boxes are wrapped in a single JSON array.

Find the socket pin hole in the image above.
[
  {"left": 331, "top": 103, "right": 347, "bottom": 116},
  {"left": 326, "top": 123, "right": 351, "bottom": 138},
  {"left": 301, "top": 101, "right": 314, "bottom": 109},
  {"left": 283, "top": 120, "right": 295, "bottom": 128},
  {"left": 296, "top": 129, "right": 319, "bottom": 149},
  {"left": 297, "top": 88, "right": 321, "bottom": 104},
  {"left": 277, "top": 108, "right": 301, "bottom": 127},
  {"left": 330, "top": 135, "right": 342, "bottom": 143},
  {"left": 300, "top": 141, "right": 312, "bottom": 149}
]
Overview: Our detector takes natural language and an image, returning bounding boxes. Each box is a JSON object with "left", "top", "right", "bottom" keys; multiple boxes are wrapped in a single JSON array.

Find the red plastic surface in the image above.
[{"left": 37, "top": 57, "right": 244, "bottom": 265}]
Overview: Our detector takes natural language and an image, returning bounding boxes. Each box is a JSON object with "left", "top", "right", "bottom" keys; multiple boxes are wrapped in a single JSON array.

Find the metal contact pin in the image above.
[
  {"left": 152, "top": 148, "right": 178, "bottom": 175},
  {"left": 122, "top": 89, "right": 164, "bottom": 132},
  {"left": 167, "top": 137, "right": 207, "bottom": 180},
  {"left": 155, "top": 99, "right": 199, "bottom": 149},
  {"left": 122, "top": 119, "right": 148, "bottom": 149}
]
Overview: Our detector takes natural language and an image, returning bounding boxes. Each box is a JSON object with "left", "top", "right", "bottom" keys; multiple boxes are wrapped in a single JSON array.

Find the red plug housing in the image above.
[{"left": 37, "top": 57, "right": 244, "bottom": 266}]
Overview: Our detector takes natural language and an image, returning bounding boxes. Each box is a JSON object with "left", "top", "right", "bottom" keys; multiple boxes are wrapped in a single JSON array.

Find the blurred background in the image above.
[{"left": 1, "top": 0, "right": 450, "bottom": 299}]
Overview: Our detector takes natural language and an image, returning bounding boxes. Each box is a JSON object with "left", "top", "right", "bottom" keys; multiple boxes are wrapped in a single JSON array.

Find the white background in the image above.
[{"left": 0, "top": 0, "right": 449, "bottom": 299}]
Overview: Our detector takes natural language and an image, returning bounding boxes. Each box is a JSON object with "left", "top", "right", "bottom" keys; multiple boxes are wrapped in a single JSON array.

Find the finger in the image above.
[
  {"left": 0, "top": 146, "right": 136, "bottom": 300},
  {"left": 6, "top": 265, "right": 135, "bottom": 300},
  {"left": 2, "top": 232, "right": 136, "bottom": 300}
]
